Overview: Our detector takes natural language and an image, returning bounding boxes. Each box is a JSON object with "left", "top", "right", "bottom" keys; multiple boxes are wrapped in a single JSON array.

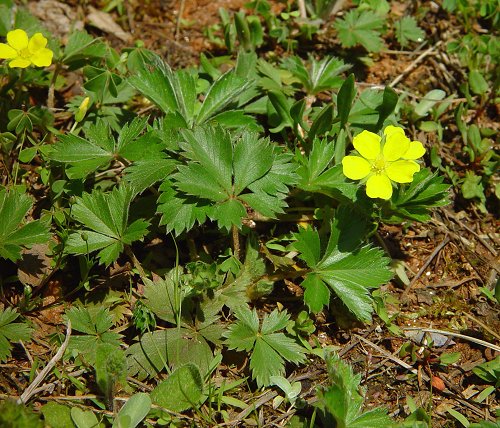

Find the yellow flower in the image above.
[
  {"left": 0, "top": 29, "right": 53, "bottom": 68},
  {"left": 342, "top": 125, "right": 425, "bottom": 200}
]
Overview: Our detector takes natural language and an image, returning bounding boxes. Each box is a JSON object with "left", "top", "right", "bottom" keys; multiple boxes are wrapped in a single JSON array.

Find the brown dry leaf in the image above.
[
  {"left": 28, "top": 0, "right": 84, "bottom": 40},
  {"left": 17, "top": 243, "right": 53, "bottom": 288},
  {"left": 431, "top": 375, "right": 446, "bottom": 391},
  {"left": 87, "top": 6, "right": 132, "bottom": 42}
]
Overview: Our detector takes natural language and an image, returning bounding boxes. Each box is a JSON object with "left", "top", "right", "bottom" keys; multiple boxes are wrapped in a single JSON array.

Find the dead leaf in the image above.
[
  {"left": 87, "top": 6, "right": 132, "bottom": 42},
  {"left": 17, "top": 243, "right": 53, "bottom": 288}
]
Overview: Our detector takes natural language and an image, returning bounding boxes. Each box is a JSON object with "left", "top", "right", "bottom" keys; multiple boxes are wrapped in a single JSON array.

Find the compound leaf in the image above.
[
  {"left": 0, "top": 188, "right": 49, "bottom": 262},
  {"left": 0, "top": 308, "right": 32, "bottom": 362},
  {"left": 66, "top": 185, "right": 149, "bottom": 265}
]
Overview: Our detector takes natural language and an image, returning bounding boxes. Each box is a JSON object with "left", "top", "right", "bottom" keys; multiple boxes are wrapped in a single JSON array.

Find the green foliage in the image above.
[
  {"left": 334, "top": 9, "right": 385, "bottom": 52},
  {"left": 126, "top": 328, "right": 213, "bottom": 381},
  {"left": 293, "top": 206, "right": 392, "bottom": 321},
  {"left": 65, "top": 185, "right": 149, "bottom": 266},
  {"left": 0, "top": 400, "right": 43, "bottom": 428},
  {"left": 394, "top": 16, "right": 425, "bottom": 47},
  {"left": 316, "top": 353, "right": 392, "bottom": 427},
  {"left": 49, "top": 117, "right": 168, "bottom": 180},
  {"left": 224, "top": 306, "right": 307, "bottom": 387},
  {"left": 158, "top": 125, "right": 297, "bottom": 232},
  {"left": 65, "top": 306, "right": 122, "bottom": 363},
  {"left": 472, "top": 356, "right": 500, "bottom": 387},
  {"left": 0, "top": 188, "right": 50, "bottom": 262},
  {"left": 382, "top": 169, "right": 450, "bottom": 223},
  {"left": 0, "top": 307, "right": 32, "bottom": 362},
  {"left": 95, "top": 343, "right": 128, "bottom": 408},
  {"left": 129, "top": 50, "right": 254, "bottom": 128},
  {"left": 112, "top": 393, "right": 151, "bottom": 428},
  {"left": 70, "top": 407, "right": 102, "bottom": 428},
  {"left": 151, "top": 363, "right": 203, "bottom": 412},
  {"left": 282, "top": 55, "right": 351, "bottom": 95},
  {"left": 41, "top": 403, "right": 74, "bottom": 428}
]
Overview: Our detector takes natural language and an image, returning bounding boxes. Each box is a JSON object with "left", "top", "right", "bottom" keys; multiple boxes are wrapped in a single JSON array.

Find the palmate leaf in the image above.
[
  {"left": 129, "top": 50, "right": 255, "bottom": 127},
  {"left": 49, "top": 117, "right": 165, "bottom": 179},
  {"left": 334, "top": 9, "right": 385, "bottom": 52},
  {"left": 0, "top": 308, "right": 32, "bottom": 362},
  {"left": 126, "top": 328, "right": 213, "bottom": 381},
  {"left": 160, "top": 125, "right": 297, "bottom": 233},
  {"left": 317, "top": 353, "right": 392, "bottom": 427},
  {"left": 282, "top": 55, "right": 351, "bottom": 95},
  {"left": 224, "top": 306, "right": 307, "bottom": 387},
  {"left": 383, "top": 169, "right": 450, "bottom": 223},
  {"left": 65, "top": 185, "right": 149, "bottom": 266},
  {"left": 65, "top": 307, "right": 122, "bottom": 363},
  {"left": 0, "top": 188, "right": 50, "bottom": 262},
  {"left": 394, "top": 16, "right": 425, "bottom": 48},
  {"left": 293, "top": 206, "right": 392, "bottom": 321}
]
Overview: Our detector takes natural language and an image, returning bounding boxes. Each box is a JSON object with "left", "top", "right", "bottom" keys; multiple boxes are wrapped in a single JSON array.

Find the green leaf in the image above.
[
  {"left": 166, "top": 125, "right": 296, "bottom": 231},
  {"left": 65, "top": 185, "right": 149, "bottom": 266},
  {"left": 50, "top": 119, "right": 162, "bottom": 179},
  {"left": 126, "top": 329, "right": 213, "bottom": 380},
  {"left": 224, "top": 307, "right": 306, "bottom": 387},
  {"left": 334, "top": 9, "right": 385, "bottom": 52},
  {"left": 293, "top": 208, "right": 392, "bottom": 320},
  {"left": 112, "top": 393, "right": 151, "bottom": 428},
  {"left": 41, "top": 403, "right": 74, "bottom": 428},
  {"left": 414, "top": 89, "right": 446, "bottom": 117},
  {"left": 383, "top": 169, "right": 450, "bottom": 223},
  {"left": 0, "top": 188, "right": 50, "bottom": 262},
  {"left": 337, "top": 74, "right": 356, "bottom": 127},
  {"left": 394, "top": 16, "right": 424, "bottom": 47},
  {"left": 65, "top": 307, "right": 122, "bottom": 363},
  {"left": 197, "top": 70, "right": 253, "bottom": 124},
  {"left": 317, "top": 353, "right": 392, "bottom": 427},
  {"left": 282, "top": 55, "right": 350, "bottom": 95},
  {"left": 157, "top": 180, "right": 210, "bottom": 236},
  {"left": 71, "top": 407, "right": 101, "bottom": 428},
  {"left": 128, "top": 50, "right": 181, "bottom": 115},
  {"left": 309, "top": 104, "right": 334, "bottom": 140},
  {"left": 151, "top": 364, "right": 203, "bottom": 412},
  {"left": 469, "top": 70, "right": 489, "bottom": 95},
  {"left": 0, "top": 308, "right": 32, "bottom": 362},
  {"left": 268, "top": 90, "right": 294, "bottom": 133}
]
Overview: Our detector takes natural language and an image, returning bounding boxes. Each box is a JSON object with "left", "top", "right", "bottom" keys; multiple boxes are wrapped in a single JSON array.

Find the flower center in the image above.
[
  {"left": 19, "top": 48, "right": 31, "bottom": 59},
  {"left": 371, "top": 157, "right": 387, "bottom": 174}
]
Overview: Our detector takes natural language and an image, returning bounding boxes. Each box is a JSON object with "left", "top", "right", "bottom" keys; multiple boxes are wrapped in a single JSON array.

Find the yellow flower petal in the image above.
[
  {"left": 7, "top": 29, "right": 29, "bottom": 51},
  {"left": 353, "top": 130, "right": 381, "bottom": 160},
  {"left": 342, "top": 155, "right": 371, "bottom": 180},
  {"left": 366, "top": 174, "right": 393, "bottom": 199},
  {"left": 383, "top": 130, "right": 410, "bottom": 161},
  {"left": 28, "top": 33, "right": 48, "bottom": 53},
  {"left": 9, "top": 58, "right": 31, "bottom": 68},
  {"left": 30, "top": 48, "right": 53, "bottom": 67},
  {"left": 403, "top": 141, "right": 425, "bottom": 160},
  {"left": 385, "top": 160, "right": 420, "bottom": 183},
  {"left": 0, "top": 43, "right": 17, "bottom": 59},
  {"left": 383, "top": 125, "right": 405, "bottom": 137}
]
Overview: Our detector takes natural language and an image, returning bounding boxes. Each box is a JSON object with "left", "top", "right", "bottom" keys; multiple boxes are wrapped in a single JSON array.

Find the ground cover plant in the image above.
[{"left": 0, "top": 0, "right": 498, "bottom": 426}]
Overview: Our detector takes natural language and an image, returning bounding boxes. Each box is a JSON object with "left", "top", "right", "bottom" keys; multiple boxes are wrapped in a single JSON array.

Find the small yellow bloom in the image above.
[
  {"left": 75, "top": 97, "right": 91, "bottom": 122},
  {"left": 0, "top": 29, "right": 53, "bottom": 68},
  {"left": 342, "top": 126, "right": 425, "bottom": 200}
]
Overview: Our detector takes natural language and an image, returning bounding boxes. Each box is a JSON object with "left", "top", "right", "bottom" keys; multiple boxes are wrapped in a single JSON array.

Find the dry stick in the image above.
[
  {"left": 403, "top": 327, "right": 500, "bottom": 353},
  {"left": 401, "top": 236, "right": 450, "bottom": 303},
  {"left": 227, "top": 371, "right": 322, "bottom": 426},
  {"left": 462, "top": 312, "right": 500, "bottom": 341},
  {"left": 232, "top": 225, "right": 241, "bottom": 260},
  {"left": 297, "top": 0, "right": 307, "bottom": 19},
  {"left": 389, "top": 41, "right": 443, "bottom": 88},
  {"left": 18, "top": 319, "right": 72, "bottom": 404},
  {"left": 175, "top": 0, "right": 186, "bottom": 41}
]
